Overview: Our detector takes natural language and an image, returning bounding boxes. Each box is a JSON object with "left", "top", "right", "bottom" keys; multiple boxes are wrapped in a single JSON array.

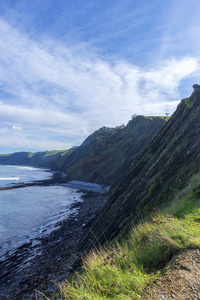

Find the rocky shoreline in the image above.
[{"left": 0, "top": 181, "right": 108, "bottom": 300}]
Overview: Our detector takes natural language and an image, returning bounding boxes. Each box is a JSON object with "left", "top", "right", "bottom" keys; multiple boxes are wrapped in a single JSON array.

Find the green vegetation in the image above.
[
  {"left": 144, "top": 116, "right": 170, "bottom": 121},
  {"left": 48, "top": 173, "right": 200, "bottom": 300},
  {"left": 184, "top": 97, "right": 193, "bottom": 108},
  {"left": 44, "top": 150, "right": 68, "bottom": 157},
  {"left": 28, "top": 152, "right": 34, "bottom": 158}
]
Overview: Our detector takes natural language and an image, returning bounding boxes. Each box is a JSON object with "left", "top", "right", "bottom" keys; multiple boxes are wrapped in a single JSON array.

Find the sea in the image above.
[{"left": 0, "top": 165, "right": 82, "bottom": 259}]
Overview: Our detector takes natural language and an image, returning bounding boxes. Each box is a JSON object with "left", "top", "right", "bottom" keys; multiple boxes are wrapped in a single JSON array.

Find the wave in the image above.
[
  {"left": 0, "top": 177, "right": 20, "bottom": 181},
  {"left": 0, "top": 165, "right": 52, "bottom": 188},
  {"left": 16, "top": 166, "right": 39, "bottom": 171}
]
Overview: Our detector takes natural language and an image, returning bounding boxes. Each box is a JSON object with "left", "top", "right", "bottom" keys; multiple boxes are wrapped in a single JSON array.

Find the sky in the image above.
[{"left": 0, "top": 0, "right": 200, "bottom": 154}]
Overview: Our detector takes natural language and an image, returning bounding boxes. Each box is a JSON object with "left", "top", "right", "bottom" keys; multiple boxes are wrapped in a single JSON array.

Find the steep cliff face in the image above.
[
  {"left": 57, "top": 116, "right": 167, "bottom": 185},
  {"left": 79, "top": 85, "right": 200, "bottom": 251}
]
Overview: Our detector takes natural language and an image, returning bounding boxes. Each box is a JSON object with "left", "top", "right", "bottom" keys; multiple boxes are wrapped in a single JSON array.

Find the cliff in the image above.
[
  {"left": 79, "top": 84, "right": 200, "bottom": 251},
  {"left": 58, "top": 116, "right": 167, "bottom": 185}
]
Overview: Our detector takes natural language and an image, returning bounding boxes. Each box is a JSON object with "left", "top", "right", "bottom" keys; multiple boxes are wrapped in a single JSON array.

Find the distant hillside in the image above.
[
  {"left": 79, "top": 84, "right": 200, "bottom": 251},
  {"left": 0, "top": 116, "right": 167, "bottom": 185},
  {"left": 0, "top": 148, "right": 77, "bottom": 169}
]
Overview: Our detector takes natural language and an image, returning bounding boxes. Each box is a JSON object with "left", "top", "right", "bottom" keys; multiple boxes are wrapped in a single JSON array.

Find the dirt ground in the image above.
[{"left": 142, "top": 249, "right": 200, "bottom": 300}]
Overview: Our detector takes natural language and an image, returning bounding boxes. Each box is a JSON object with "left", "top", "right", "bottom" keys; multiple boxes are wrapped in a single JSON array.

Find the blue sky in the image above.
[{"left": 0, "top": 0, "right": 200, "bottom": 153}]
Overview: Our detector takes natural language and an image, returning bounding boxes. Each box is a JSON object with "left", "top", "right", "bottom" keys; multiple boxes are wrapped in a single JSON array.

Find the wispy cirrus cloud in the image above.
[
  {"left": 156, "top": 0, "right": 200, "bottom": 60},
  {"left": 0, "top": 9, "right": 200, "bottom": 153}
]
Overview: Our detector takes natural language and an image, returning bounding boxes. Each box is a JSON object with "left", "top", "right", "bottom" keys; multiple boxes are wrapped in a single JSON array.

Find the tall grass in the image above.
[{"left": 47, "top": 174, "right": 200, "bottom": 300}]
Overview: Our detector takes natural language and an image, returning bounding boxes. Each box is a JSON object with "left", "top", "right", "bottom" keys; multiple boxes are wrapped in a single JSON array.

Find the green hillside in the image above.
[{"left": 0, "top": 148, "right": 77, "bottom": 169}]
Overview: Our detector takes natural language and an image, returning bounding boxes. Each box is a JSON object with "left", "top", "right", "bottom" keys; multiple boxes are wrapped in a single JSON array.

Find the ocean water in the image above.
[
  {"left": 0, "top": 165, "right": 53, "bottom": 188},
  {"left": 0, "top": 165, "right": 82, "bottom": 258}
]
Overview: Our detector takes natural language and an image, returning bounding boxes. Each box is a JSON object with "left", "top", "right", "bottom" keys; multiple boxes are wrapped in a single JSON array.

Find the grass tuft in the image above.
[{"left": 50, "top": 173, "right": 200, "bottom": 299}]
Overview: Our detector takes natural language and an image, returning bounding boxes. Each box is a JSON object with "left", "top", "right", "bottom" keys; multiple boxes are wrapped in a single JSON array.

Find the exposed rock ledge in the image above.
[{"left": 142, "top": 249, "right": 200, "bottom": 300}]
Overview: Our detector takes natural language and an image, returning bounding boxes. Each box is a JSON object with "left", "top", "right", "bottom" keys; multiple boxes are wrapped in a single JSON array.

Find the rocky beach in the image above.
[{"left": 0, "top": 179, "right": 108, "bottom": 300}]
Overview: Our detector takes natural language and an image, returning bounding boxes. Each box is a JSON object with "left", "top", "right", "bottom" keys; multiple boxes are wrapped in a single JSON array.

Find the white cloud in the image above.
[
  {"left": 0, "top": 132, "right": 71, "bottom": 151},
  {"left": 0, "top": 18, "right": 199, "bottom": 152},
  {"left": 12, "top": 125, "right": 23, "bottom": 131},
  {"left": 0, "top": 102, "right": 78, "bottom": 128},
  {"left": 83, "top": 128, "right": 88, "bottom": 135}
]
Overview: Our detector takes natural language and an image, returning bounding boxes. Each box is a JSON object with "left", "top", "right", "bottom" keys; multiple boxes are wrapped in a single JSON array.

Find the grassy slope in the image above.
[{"left": 48, "top": 173, "right": 200, "bottom": 300}]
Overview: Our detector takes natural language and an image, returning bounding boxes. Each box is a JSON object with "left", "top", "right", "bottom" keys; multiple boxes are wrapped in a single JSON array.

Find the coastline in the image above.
[
  {"left": 0, "top": 170, "right": 66, "bottom": 191},
  {"left": 0, "top": 179, "right": 108, "bottom": 300}
]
